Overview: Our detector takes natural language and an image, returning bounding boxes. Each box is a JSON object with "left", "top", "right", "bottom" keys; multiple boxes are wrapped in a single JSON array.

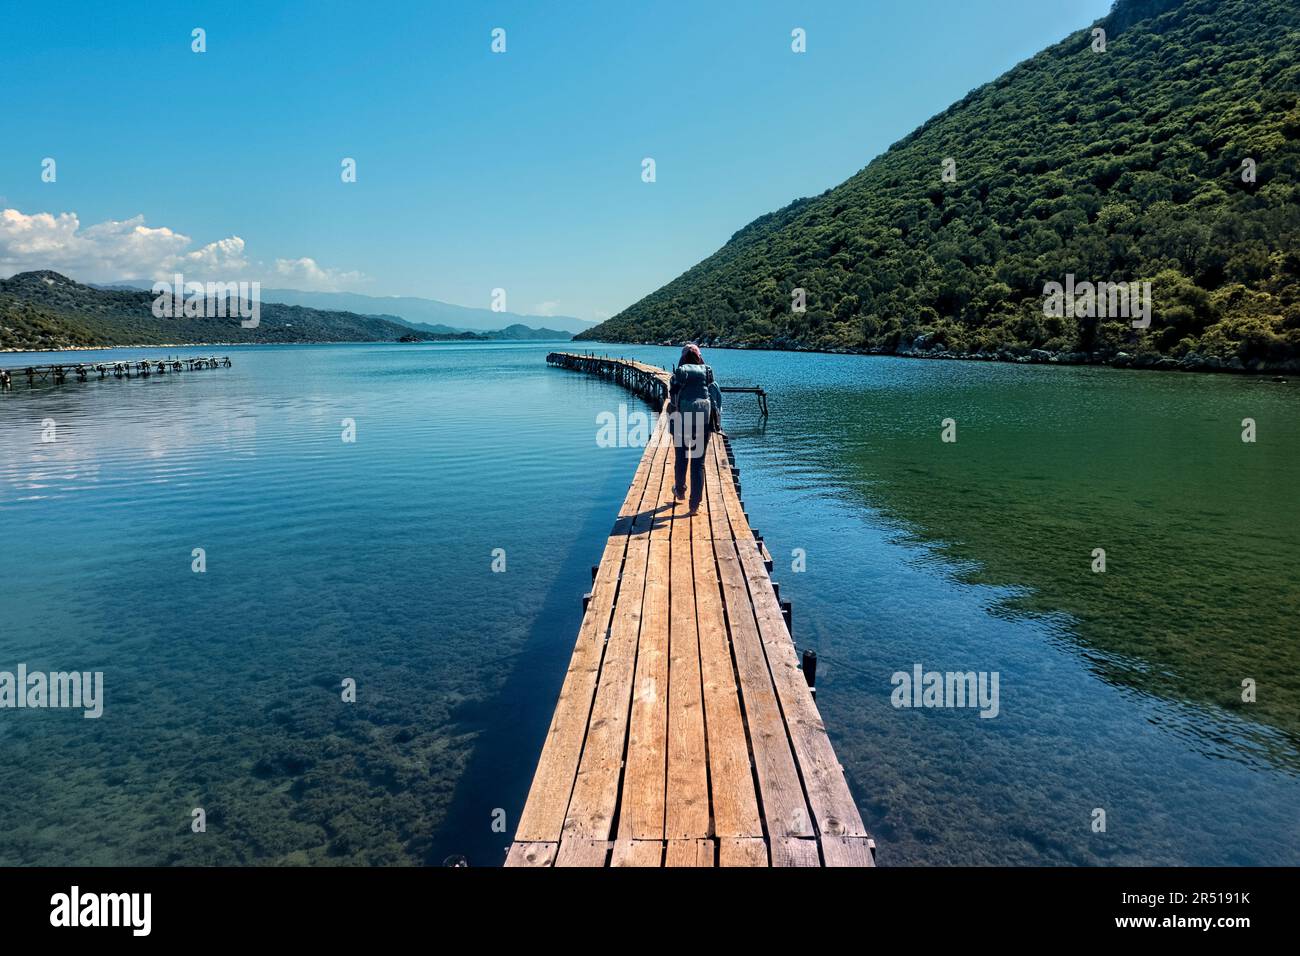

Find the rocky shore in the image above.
[{"left": 619, "top": 334, "right": 1299, "bottom": 377}]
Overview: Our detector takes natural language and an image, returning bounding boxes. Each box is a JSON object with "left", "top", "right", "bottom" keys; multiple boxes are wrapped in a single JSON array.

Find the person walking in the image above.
[{"left": 667, "top": 343, "right": 723, "bottom": 516}]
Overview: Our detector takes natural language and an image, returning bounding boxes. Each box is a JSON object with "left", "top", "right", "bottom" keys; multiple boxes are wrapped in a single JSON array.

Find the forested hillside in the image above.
[
  {"left": 579, "top": 0, "right": 1300, "bottom": 371},
  {"left": 0, "top": 272, "right": 451, "bottom": 350}
]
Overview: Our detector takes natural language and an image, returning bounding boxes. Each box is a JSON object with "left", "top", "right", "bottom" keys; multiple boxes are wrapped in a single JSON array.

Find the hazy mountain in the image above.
[
  {"left": 255, "top": 288, "right": 592, "bottom": 335},
  {"left": 97, "top": 282, "right": 586, "bottom": 338}
]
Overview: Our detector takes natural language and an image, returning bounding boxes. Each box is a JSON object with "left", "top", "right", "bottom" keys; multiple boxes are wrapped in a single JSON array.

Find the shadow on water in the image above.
[{"left": 426, "top": 447, "right": 637, "bottom": 867}]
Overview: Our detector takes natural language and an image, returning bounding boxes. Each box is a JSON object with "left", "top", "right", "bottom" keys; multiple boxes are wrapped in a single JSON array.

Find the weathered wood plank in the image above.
[
  {"left": 712, "top": 440, "right": 753, "bottom": 540},
  {"left": 611, "top": 840, "right": 664, "bottom": 867},
  {"left": 646, "top": 418, "right": 678, "bottom": 542},
  {"left": 513, "top": 412, "right": 665, "bottom": 844},
  {"left": 714, "top": 545, "right": 814, "bottom": 838},
  {"left": 692, "top": 531, "right": 764, "bottom": 839},
  {"left": 620, "top": 539, "right": 671, "bottom": 839},
  {"left": 512, "top": 535, "right": 629, "bottom": 843},
  {"left": 555, "top": 839, "right": 611, "bottom": 868},
  {"left": 665, "top": 512, "right": 710, "bottom": 839},
  {"left": 563, "top": 537, "right": 651, "bottom": 839},
  {"left": 665, "top": 838, "right": 715, "bottom": 867},
  {"left": 505, "top": 842, "right": 557, "bottom": 867},
  {"left": 718, "top": 837, "right": 769, "bottom": 867},
  {"left": 631, "top": 417, "right": 672, "bottom": 538},
  {"left": 821, "top": 836, "right": 878, "bottom": 867},
  {"left": 734, "top": 536, "right": 868, "bottom": 838},
  {"left": 772, "top": 837, "right": 822, "bottom": 867}
]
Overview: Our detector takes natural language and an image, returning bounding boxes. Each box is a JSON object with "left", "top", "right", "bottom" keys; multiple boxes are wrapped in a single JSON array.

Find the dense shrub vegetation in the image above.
[{"left": 579, "top": 0, "right": 1300, "bottom": 370}]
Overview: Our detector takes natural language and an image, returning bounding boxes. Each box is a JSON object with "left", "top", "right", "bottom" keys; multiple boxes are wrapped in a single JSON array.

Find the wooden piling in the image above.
[{"left": 1, "top": 356, "right": 232, "bottom": 391}]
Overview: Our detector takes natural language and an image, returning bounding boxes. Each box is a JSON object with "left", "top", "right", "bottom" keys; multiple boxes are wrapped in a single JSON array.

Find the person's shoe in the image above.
[
  {"left": 674, "top": 486, "right": 685, "bottom": 500},
  {"left": 686, "top": 506, "right": 700, "bottom": 517}
]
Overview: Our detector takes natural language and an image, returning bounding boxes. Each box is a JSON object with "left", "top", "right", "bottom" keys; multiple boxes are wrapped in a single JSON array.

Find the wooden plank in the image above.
[
  {"left": 821, "top": 836, "right": 877, "bottom": 867},
  {"left": 711, "top": 428, "right": 866, "bottom": 839},
  {"left": 665, "top": 838, "right": 715, "bottom": 867},
  {"left": 617, "top": 408, "right": 677, "bottom": 839},
  {"left": 514, "top": 418, "right": 665, "bottom": 842},
  {"left": 631, "top": 415, "right": 672, "bottom": 538},
  {"left": 516, "top": 411, "right": 667, "bottom": 842},
  {"left": 692, "top": 531, "right": 763, "bottom": 838},
  {"left": 714, "top": 545, "right": 814, "bottom": 838},
  {"left": 734, "top": 536, "right": 868, "bottom": 839},
  {"left": 555, "top": 839, "right": 610, "bottom": 868},
  {"left": 513, "top": 535, "right": 629, "bottom": 842},
  {"left": 505, "top": 842, "right": 557, "bottom": 867},
  {"left": 772, "top": 837, "right": 821, "bottom": 867},
  {"left": 647, "top": 412, "right": 679, "bottom": 543},
  {"left": 718, "top": 838, "right": 768, "bottom": 867},
  {"left": 619, "top": 539, "right": 671, "bottom": 839},
  {"left": 712, "top": 440, "right": 753, "bottom": 540},
  {"left": 611, "top": 840, "right": 664, "bottom": 867},
  {"left": 562, "top": 537, "right": 651, "bottom": 839},
  {"left": 665, "top": 514, "right": 710, "bottom": 839},
  {"left": 517, "top": 410, "right": 665, "bottom": 842},
  {"left": 613, "top": 412, "right": 668, "bottom": 535},
  {"left": 704, "top": 437, "right": 733, "bottom": 541}
]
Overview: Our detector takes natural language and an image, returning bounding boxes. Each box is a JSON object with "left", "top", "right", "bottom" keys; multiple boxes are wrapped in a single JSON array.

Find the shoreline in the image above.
[
  {"left": 5, "top": 337, "right": 1293, "bottom": 378},
  {"left": 1, "top": 337, "right": 575, "bottom": 356},
  {"left": 571, "top": 339, "right": 1297, "bottom": 377}
]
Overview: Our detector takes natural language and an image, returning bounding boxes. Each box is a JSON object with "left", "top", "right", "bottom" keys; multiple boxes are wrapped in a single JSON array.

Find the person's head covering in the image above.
[{"left": 679, "top": 343, "right": 704, "bottom": 366}]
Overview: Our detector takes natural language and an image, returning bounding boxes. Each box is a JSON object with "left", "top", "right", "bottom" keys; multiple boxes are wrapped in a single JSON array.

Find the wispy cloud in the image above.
[{"left": 0, "top": 208, "right": 365, "bottom": 291}]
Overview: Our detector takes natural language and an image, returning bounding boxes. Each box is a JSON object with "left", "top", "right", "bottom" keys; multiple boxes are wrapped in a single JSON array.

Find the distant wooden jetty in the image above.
[
  {"left": 0, "top": 356, "right": 232, "bottom": 388},
  {"left": 507, "top": 352, "right": 872, "bottom": 867}
]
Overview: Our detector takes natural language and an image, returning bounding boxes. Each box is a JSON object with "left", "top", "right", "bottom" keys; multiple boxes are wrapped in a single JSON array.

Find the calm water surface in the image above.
[{"left": 1, "top": 342, "right": 1296, "bottom": 865}]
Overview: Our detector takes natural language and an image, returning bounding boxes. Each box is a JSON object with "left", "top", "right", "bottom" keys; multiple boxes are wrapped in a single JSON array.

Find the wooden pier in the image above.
[
  {"left": 508, "top": 353, "right": 872, "bottom": 867},
  {"left": 0, "top": 356, "right": 231, "bottom": 389}
]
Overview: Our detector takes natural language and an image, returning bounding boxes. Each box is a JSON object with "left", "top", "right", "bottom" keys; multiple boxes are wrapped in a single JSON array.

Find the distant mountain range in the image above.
[
  {"left": 0, "top": 272, "right": 574, "bottom": 350},
  {"left": 100, "top": 282, "right": 594, "bottom": 336}
]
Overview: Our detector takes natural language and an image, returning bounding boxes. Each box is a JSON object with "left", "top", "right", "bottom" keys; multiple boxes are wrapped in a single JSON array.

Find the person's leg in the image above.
[
  {"left": 689, "top": 414, "right": 710, "bottom": 512},
  {"left": 672, "top": 417, "right": 687, "bottom": 498}
]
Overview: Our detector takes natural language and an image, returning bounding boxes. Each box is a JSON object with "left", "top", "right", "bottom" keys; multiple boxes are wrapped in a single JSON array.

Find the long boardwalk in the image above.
[
  {"left": 1, "top": 356, "right": 232, "bottom": 388},
  {"left": 507, "top": 353, "right": 874, "bottom": 867}
]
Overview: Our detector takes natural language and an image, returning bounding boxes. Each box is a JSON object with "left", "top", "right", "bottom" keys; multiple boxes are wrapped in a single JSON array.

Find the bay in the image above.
[{"left": 0, "top": 341, "right": 1295, "bottom": 865}]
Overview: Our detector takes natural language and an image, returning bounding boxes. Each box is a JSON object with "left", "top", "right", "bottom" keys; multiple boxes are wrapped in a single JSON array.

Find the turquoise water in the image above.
[{"left": 1, "top": 342, "right": 1296, "bottom": 865}]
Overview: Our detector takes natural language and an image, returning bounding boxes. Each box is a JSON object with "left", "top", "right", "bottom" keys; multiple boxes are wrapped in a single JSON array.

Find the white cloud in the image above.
[
  {"left": 180, "top": 236, "right": 249, "bottom": 273},
  {"left": 0, "top": 208, "right": 363, "bottom": 291},
  {"left": 273, "top": 257, "right": 365, "bottom": 292},
  {"left": 532, "top": 300, "right": 560, "bottom": 316}
]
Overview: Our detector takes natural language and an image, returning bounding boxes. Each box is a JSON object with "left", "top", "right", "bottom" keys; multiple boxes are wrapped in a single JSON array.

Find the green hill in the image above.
[
  {"left": 578, "top": 0, "right": 1300, "bottom": 372},
  {"left": 0, "top": 271, "right": 454, "bottom": 350}
]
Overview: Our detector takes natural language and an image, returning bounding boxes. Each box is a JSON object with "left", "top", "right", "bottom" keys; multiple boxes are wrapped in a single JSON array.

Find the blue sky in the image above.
[{"left": 0, "top": 0, "right": 1113, "bottom": 320}]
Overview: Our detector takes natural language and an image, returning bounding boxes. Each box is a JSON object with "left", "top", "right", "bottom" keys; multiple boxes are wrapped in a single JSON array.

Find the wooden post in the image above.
[{"left": 801, "top": 649, "right": 817, "bottom": 696}]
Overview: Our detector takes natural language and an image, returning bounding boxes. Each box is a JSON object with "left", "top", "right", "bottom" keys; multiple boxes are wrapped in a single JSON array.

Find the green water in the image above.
[{"left": 841, "top": 363, "right": 1300, "bottom": 760}]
